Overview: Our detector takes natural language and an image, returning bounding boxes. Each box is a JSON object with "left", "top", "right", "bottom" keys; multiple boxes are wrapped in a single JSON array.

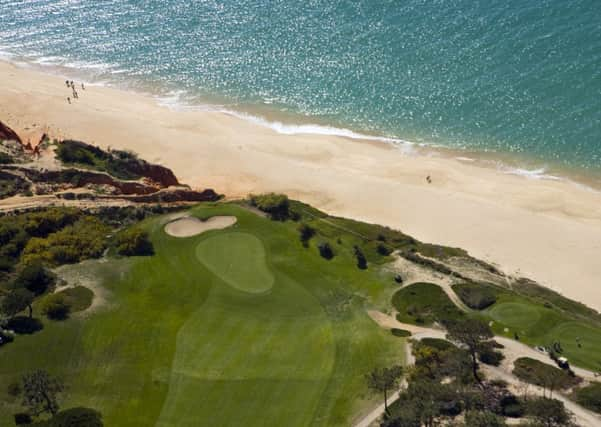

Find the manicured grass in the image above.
[
  {"left": 392, "top": 282, "right": 465, "bottom": 326},
  {"left": 512, "top": 357, "right": 582, "bottom": 390},
  {"left": 488, "top": 302, "right": 542, "bottom": 329},
  {"left": 0, "top": 203, "right": 404, "bottom": 426},
  {"left": 196, "top": 232, "right": 274, "bottom": 293}
]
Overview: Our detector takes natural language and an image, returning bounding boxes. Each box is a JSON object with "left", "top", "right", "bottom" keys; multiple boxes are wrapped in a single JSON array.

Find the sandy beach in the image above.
[{"left": 1, "top": 60, "right": 600, "bottom": 311}]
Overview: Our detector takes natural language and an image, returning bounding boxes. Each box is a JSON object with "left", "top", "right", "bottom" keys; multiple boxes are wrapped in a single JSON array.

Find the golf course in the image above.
[{"left": 0, "top": 203, "right": 405, "bottom": 426}]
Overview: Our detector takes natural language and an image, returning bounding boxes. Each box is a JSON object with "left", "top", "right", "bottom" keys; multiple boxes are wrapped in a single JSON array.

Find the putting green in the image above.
[
  {"left": 545, "top": 322, "right": 601, "bottom": 369},
  {"left": 488, "top": 302, "right": 541, "bottom": 328},
  {"left": 196, "top": 232, "right": 274, "bottom": 294}
]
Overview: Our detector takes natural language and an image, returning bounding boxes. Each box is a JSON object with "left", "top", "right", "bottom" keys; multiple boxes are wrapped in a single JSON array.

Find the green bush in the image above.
[
  {"left": 420, "top": 337, "right": 454, "bottom": 351},
  {"left": 478, "top": 347, "right": 504, "bottom": 366},
  {"left": 512, "top": 357, "right": 582, "bottom": 390},
  {"left": 31, "top": 407, "right": 103, "bottom": 427},
  {"left": 0, "top": 152, "right": 13, "bottom": 164},
  {"left": 41, "top": 294, "right": 71, "bottom": 320},
  {"left": 115, "top": 229, "right": 153, "bottom": 256},
  {"left": 21, "top": 217, "right": 110, "bottom": 266},
  {"left": 318, "top": 242, "right": 334, "bottom": 260},
  {"left": 14, "top": 413, "right": 32, "bottom": 425},
  {"left": 452, "top": 282, "right": 497, "bottom": 310},
  {"left": 574, "top": 382, "right": 601, "bottom": 414},
  {"left": 390, "top": 328, "right": 411, "bottom": 337},
  {"left": 298, "top": 223, "right": 315, "bottom": 247},
  {"left": 376, "top": 243, "right": 392, "bottom": 256},
  {"left": 249, "top": 193, "right": 290, "bottom": 220},
  {"left": 353, "top": 246, "right": 367, "bottom": 270}
]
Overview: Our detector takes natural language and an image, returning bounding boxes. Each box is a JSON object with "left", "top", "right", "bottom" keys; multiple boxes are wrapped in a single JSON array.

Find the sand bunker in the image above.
[{"left": 164, "top": 216, "right": 237, "bottom": 237}]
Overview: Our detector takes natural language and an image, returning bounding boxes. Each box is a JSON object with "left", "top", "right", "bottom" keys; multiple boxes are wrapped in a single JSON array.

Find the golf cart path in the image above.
[{"left": 357, "top": 311, "right": 601, "bottom": 427}]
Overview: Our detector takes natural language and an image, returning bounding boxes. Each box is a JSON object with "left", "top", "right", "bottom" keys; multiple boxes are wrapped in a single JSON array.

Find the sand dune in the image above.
[{"left": 1, "top": 60, "right": 600, "bottom": 311}]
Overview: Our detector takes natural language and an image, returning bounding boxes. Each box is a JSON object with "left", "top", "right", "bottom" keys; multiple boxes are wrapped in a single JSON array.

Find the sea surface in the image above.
[{"left": 1, "top": 0, "right": 600, "bottom": 181}]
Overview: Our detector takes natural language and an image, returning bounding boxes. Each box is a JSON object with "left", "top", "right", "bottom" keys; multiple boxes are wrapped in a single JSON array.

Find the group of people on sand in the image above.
[{"left": 65, "top": 80, "right": 85, "bottom": 104}]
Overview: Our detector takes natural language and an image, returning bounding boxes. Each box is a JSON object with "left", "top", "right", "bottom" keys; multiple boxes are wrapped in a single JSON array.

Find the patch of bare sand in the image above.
[{"left": 164, "top": 215, "right": 237, "bottom": 237}]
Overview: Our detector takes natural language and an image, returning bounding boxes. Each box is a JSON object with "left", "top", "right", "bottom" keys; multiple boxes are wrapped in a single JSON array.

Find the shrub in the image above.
[
  {"left": 390, "top": 328, "right": 411, "bottom": 337},
  {"left": 5, "top": 316, "right": 43, "bottom": 334},
  {"left": 318, "top": 242, "right": 334, "bottom": 260},
  {"left": 574, "top": 382, "right": 601, "bottom": 414},
  {"left": 0, "top": 152, "right": 13, "bottom": 164},
  {"left": 0, "top": 329, "right": 15, "bottom": 346},
  {"left": 41, "top": 294, "right": 71, "bottom": 320},
  {"left": 478, "top": 348, "right": 504, "bottom": 366},
  {"left": 249, "top": 193, "right": 290, "bottom": 220},
  {"left": 513, "top": 357, "right": 582, "bottom": 390},
  {"left": 453, "top": 283, "right": 497, "bottom": 310},
  {"left": 420, "top": 338, "right": 454, "bottom": 351},
  {"left": 500, "top": 395, "right": 525, "bottom": 418},
  {"left": 353, "top": 246, "right": 367, "bottom": 269},
  {"left": 21, "top": 217, "right": 110, "bottom": 266},
  {"left": 464, "top": 411, "right": 506, "bottom": 426},
  {"left": 7, "top": 381, "right": 21, "bottom": 397},
  {"left": 376, "top": 243, "right": 392, "bottom": 256},
  {"left": 32, "top": 407, "right": 103, "bottom": 427},
  {"left": 115, "top": 229, "right": 153, "bottom": 256},
  {"left": 14, "top": 413, "right": 32, "bottom": 425},
  {"left": 298, "top": 223, "right": 315, "bottom": 247}
]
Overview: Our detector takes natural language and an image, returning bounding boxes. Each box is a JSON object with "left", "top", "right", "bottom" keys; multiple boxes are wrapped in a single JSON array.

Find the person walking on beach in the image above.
[
  {"left": 72, "top": 88, "right": 78, "bottom": 99},
  {"left": 426, "top": 175, "right": 432, "bottom": 184},
  {"left": 81, "top": 82, "right": 85, "bottom": 90},
  {"left": 65, "top": 80, "right": 69, "bottom": 87},
  {"left": 67, "top": 97, "right": 71, "bottom": 104}
]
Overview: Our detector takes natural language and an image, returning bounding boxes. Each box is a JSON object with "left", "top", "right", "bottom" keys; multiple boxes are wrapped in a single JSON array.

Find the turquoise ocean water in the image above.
[{"left": 1, "top": 0, "right": 600, "bottom": 182}]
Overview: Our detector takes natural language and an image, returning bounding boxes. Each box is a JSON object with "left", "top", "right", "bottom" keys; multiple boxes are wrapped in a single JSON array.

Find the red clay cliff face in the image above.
[
  {"left": 0, "top": 120, "right": 22, "bottom": 144},
  {"left": 128, "top": 161, "right": 179, "bottom": 187}
]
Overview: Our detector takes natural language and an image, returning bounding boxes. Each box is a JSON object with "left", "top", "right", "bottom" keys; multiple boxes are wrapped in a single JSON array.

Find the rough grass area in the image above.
[
  {"left": 574, "top": 382, "right": 601, "bottom": 414},
  {"left": 452, "top": 282, "right": 497, "bottom": 310},
  {"left": 0, "top": 203, "right": 404, "bottom": 426},
  {"left": 512, "top": 357, "right": 582, "bottom": 390},
  {"left": 58, "top": 286, "right": 94, "bottom": 313},
  {"left": 392, "top": 282, "right": 465, "bottom": 325}
]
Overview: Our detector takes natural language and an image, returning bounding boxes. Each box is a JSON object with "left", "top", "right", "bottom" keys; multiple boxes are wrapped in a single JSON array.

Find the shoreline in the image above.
[
  {"left": 5, "top": 54, "right": 601, "bottom": 192},
  {"left": 1, "top": 60, "right": 601, "bottom": 312}
]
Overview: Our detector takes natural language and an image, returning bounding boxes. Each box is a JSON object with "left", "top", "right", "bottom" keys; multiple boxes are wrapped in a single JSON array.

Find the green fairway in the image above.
[
  {"left": 0, "top": 203, "right": 404, "bottom": 426},
  {"left": 196, "top": 232, "right": 274, "bottom": 294}
]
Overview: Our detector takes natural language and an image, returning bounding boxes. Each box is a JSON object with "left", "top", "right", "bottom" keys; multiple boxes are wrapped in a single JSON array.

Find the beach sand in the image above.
[{"left": 1, "top": 60, "right": 600, "bottom": 311}]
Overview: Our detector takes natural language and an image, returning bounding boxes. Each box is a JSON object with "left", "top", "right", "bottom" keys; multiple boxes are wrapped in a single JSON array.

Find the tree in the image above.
[
  {"left": 446, "top": 319, "right": 494, "bottom": 384},
  {"left": 526, "top": 397, "right": 573, "bottom": 427},
  {"left": 22, "top": 370, "right": 64, "bottom": 417},
  {"left": 13, "top": 261, "right": 55, "bottom": 295},
  {"left": 353, "top": 245, "right": 367, "bottom": 269},
  {"left": 1, "top": 288, "right": 34, "bottom": 318},
  {"left": 464, "top": 410, "right": 506, "bottom": 427},
  {"left": 365, "top": 365, "right": 403, "bottom": 414}
]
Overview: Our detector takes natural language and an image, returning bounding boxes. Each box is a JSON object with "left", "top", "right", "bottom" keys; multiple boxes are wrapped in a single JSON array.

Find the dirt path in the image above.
[{"left": 359, "top": 311, "right": 601, "bottom": 427}]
